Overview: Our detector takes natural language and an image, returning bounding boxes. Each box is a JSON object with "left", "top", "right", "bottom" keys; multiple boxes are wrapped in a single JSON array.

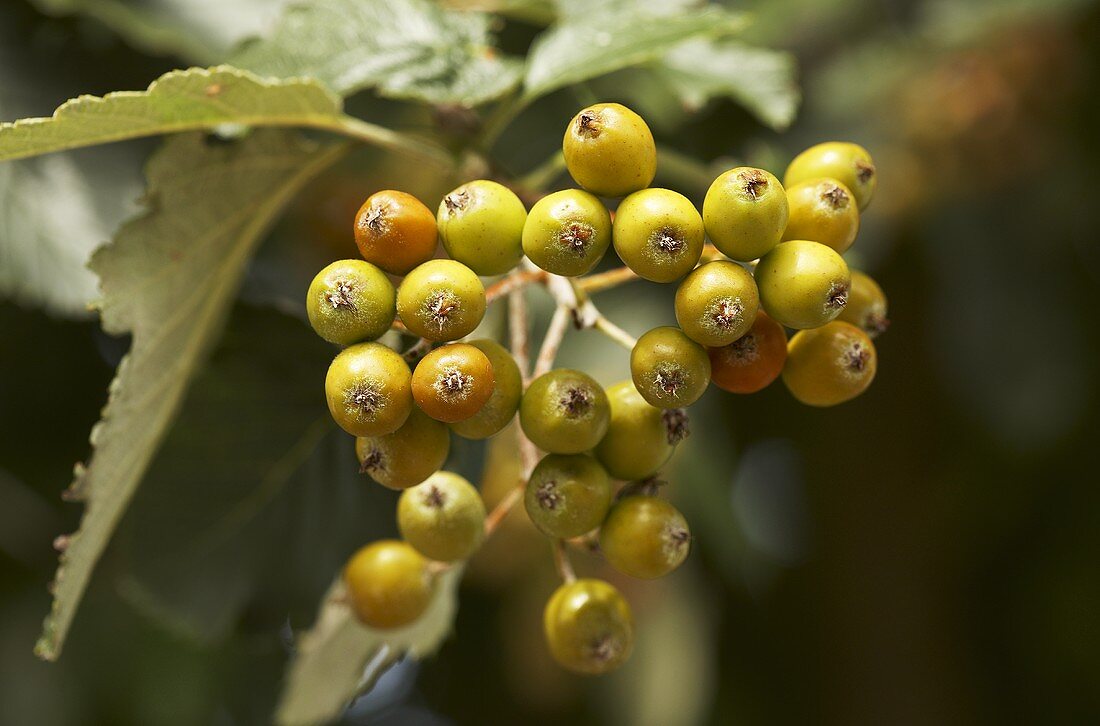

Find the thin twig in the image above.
[
  {"left": 402, "top": 338, "right": 432, "bottom": 362},
  {"left": 577, "top": 265, "right": 640, "bottom": 293},
  {"left": 485, "top": 268, "right": 547, "bottom": 305},
  {"left": 483, "top": 485, "right": 523, "bottom": 537},
  {"left": 533, "top": 305, "right": 571, "bottom": 377},
  {"left": 508, "top": 288, "right": 531, "bottom": 385},
  {"left": 593, "top": 316, "right": 638, "bottom": 350},
  {"left": 552, "top": 539, "right": 577, "bottom": 583}
]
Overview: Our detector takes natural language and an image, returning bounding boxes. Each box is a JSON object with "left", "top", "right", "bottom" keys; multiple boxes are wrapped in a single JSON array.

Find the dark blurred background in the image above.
[{"left": 2, "top": 0, "right": 1099, "bottom": 724}]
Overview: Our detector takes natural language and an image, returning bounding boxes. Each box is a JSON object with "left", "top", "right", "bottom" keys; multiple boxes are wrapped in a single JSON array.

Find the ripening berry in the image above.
[
  {"left": 437, "top": 180, "right": 527, "bottom": 275},
  {"left": 520, "top": 369, "right": 610, "bottom": 454},
  {"left": 411, "top": 343, "right": 495, "bottom": 423},
  {"left": 782, "top": 178, "right": 860, "bottom": 254},
  {"left": 306, "top": 259, "right": 396, "bottom": 345},
  {"left": 450, "top": 339, "right": 524, "bottom": 440},
  {"left": 708, "top": 311, "right": 787, "bottom": 394},
  {"left": 325, "top": 343, "right": 413, "bottom": 437},
  {"left": 784, "top": 141, "right": 877, "bottom": 210},
  {"left": 344, "top": 540, "right": 433, "bottom": 629},
  {"left": 674, "top": 260, "right": 760, "bottom": 347},
  {"left": 544, "top": 578, "right": 633, "bottom": 675},
  {"left": 523, "top": 189, "right": 612, "bottom": 276},
  {"left": 612, "top": 188, "right": 705, "bottom": 282},
  {"left": 599, "top": 496, "right": 690, "bottom": 579},
  {"left": 525, "top": 454, "right": 612, "bottom": 539},
  {"left": 783, "top": 321, "right": 877, "bottom": 406},
  {"left": 754, "top": 240, "right": 851, "bottom": 330},
  {"left": 356, "top": 406, "right": 450, "bottom": 490},
  {"left": 353, "top": 190, "right": 438, "bottom": 275},
  {"left": 837, "top": 270, "right": 889, "bottom": 338},
  {"left": 397, "top": 259, "right": 486, "bottom": 342},
  {"left": 563, "top": 103, "right": 656, "bottom": 198},
  {"left": 594, "top": 380, "right": 679, "bottom": 481},
  {"left": 397, "top": 472, "right": 486, "bottom": 562},
  {"left": 630, "top": 327, "right": 711, "bottom": 409},
  {"left": 702, "top": 167, "right": 789, "bottom": 261}
]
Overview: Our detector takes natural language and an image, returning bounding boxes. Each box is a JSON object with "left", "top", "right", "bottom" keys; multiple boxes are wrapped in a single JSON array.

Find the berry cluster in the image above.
[{"left": 306, "top": 102, "right": 889, "bottom": 675}]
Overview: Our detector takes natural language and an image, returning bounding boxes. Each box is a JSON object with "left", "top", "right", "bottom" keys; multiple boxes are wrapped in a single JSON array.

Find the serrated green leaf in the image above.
[
  {"left": 277, "top": 569, "right": 464, "bottom": 726},
  {"left": 35, "top": 130, "right": 349, "bottom": 661},
  {"left": 231, "top": 0, "right": 523, "bottom": 106},
  {"left": 655, "top": 39, "right": 800, "bottom": 131},
  {"left": 522, "top": 4, "right": 746, "bottom": 100},
  {"left": 0, "top": 66, "right": 346, "bottom": 163}
]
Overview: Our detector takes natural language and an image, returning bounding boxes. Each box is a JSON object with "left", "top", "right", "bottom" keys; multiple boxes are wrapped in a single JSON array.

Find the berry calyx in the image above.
[
  {"left": 306, "top": 259, "right": 396, "bottom": 345},
  {"left": 353, "top": 190, "right": 438, "bottom": 275},
  {"left": 449, "top": 339, "right": 524, "bottom": 440},
  {"left": 523, "top": 189, "right": 612, "bottom": 276},
  {"left": 524, "top": 453, "right": 612, "bottom": 539},
  {"left": 397, "top": 259, "right": 486, "bottom": 342},
  {"left": 613, "top": 188, "right": 705, "bottom": 282},
  {"left": 630, "top": 327, "right": 711, "bottom": 408},
  {"left": 325, "top": 343, "right": 413, "bottom": 437},
  {"left": 675, "top": 260, "right": 760, "bottom": 347},
  {"left": 520, "top": 369, "right": 611, "bottom": 454},
  {"left": 411, "top": 343, "right": 495, "bottom": 423}
]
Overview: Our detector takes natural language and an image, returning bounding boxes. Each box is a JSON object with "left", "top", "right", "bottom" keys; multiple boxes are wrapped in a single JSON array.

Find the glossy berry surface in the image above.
[
  {"left": 356, "top": 407, "right": 450, "bottom": 490},
  {"left": 838, "top": 270, "right": 889, "bottom": 338},
  {"left": 397, "top": 259, "right": 486, "bottom": 342},
  {"left": 594, "top": 380, "right": 678, "bottom": 481},
  {"left": 674, "top": 260, "right": 760, "bottom": 347},
  {"left": 344, "top": 540, "right": 433, "bottom": 629},
  {"left": 782, "top": 178, "right": 860, "bottom": 254},
  {"left": 754, "top": 240, "right": 851, "bottom": 330},
  {"left": 325, "top": 342, "right": 413, "bottom": 437},
  {"left": 783, "top": 321, "right": 878, "bottom": 406},
  {"left": 354, "top": 190, "right": 438, "bottom": 275},
  {"left": 523, "top": 189, "right": 612, "bottom": 276},
  {"left": 708, "top": 311, "right": 787, "bottom": 394},
  {"left": 784, "top": 141, "right": 877, "bottom": 210},
  {"left": 306, "top": 259, "right": 396, "bottom": 345},
  {"left": 520, "top": 369, "right": 610, "bottom": 454},
  {"left": 563, "top": 103, "right": 656, "bottom": 198},
  {"left": 544, "top": 579, "right": 633, "bottom": 675},
  {"left": 630, "top": 327, "right": 711, "bottom": 409},
  {"left": 398, "top": 472, "right": 486, "bottom": 562},
  {"left": 450, "top": 339, "right": 524, "bottom": 439},
  {"left": 411, "top": 343, "right": 495, "bottom": 423},
  {"left": 612, "top": 188, "right": 704, "bottom": 282},
  {"left": 437, "top": 180, "right": 527, "bottom": 275},
  {"left": 599, "top": 496, "right": 690, "bottom": 579},
  {"left": 525, "top": 453, "right": 612, "bottom": 539},
  {"left": 702, "top": 167, "right": 789, "bottom": 261}
]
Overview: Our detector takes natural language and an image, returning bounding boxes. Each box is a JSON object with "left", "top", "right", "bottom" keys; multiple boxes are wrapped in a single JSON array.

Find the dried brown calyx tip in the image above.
[
  {"left": 536, "top": 480, "right": 561, "bottom": 510},
  {"left": 347, "top": 382, "right": 384, "bottom": 414},
  {"left": 422, "top": 484, "right": 447, "bottom": 508},
  {"left": 666, "top": 525, "right": 691, "bottom": 549},
  {"left": 363, "top": 203, "right": 387, "bottom": 233},
  {"left": 662, "top": 408, "right": 690, "bottom": 445},
  {"left": 560, "top": 222, "right": 595, "bottom": 253},
  {"left": 653, "top": 367, "right": 684, "bottom": 397},
  {"left": 325, "top": 279, "right": 357, "bottom": 311},
  {"left": 739, "top": 170, "right": 768, "bottom": 199},
  {"left": 443, "top": 189, "right": 470, "bottom": 215},
  {"left": 730, "top": 332, "right": 758, "bottom": 360},
  {"left": 652, "top": 228, "right": 685, "bottom": 255},
  {"left": 826, "top": 282, "right": 849, "bottom": 311},
  {"left": 359, "top": 448, "right": 384, "bottom": 474},
  {"left": 576, "top": 110, "right": 601, "bottom": 138},
  {"left": 866, "top": 313, "right": 890, "bottom": 337},
  {"left": 821, "top": 183, "right": 850, "bottom": 209},
  {"left": 845, "top": 342, "right": 870, "bottom": 372},
  {"left": 425, "top": 291, "right": 459, "bottom": 330},
  {"left": 560, "top": 387, "right": 593, "bottom": 417},
  {"left": 436, "top": 368, "right": 473, "bottom": 397},
  {"left": 709, "top": 298, "right": 744, "bottom": 331},
  {"left": 856, "top": 160, "right": 876, "bottom": 184},
  {"left": 588, "top": 634, "right": 621, "bottom": 663}
]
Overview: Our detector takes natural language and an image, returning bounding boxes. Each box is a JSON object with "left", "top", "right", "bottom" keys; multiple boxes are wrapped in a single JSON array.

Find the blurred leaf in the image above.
[
  {"left": 277, "top": 569, "right": 464, "bottom": 726},
  {"left": 231, "top": 0, "right": 523, "bottom": 106},
  {"left": 441, "top": 0, "right": 556, "bottom": 24},
  {"left": 0, "top": 66, "right": 344, "bottom": 162},
  {"left": 36, "top": 130, "right": 348, "bottom": 661},
  {"left": 522, "top": 2, "right": 746, "bottom": 99},
  {"left": 654, "top": 39, "right": 800, "bottom": 131}
]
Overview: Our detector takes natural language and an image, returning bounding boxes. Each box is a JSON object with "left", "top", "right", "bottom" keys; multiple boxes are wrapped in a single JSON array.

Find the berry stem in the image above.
[
  {"left": 508, "top": 287, "right": 532, "bottom": 386},
  {"left": 552, "top": 539, "right": 577, "bottom": 584},
  {"left": 485, "top": 268, "right": 547, "bottom": 305},
  {"left": 577, "top": 265, "right": 640, "bottom": 293},
  {"left": 534, "top": 305, "right": 572, "bottom": 377},
  {"left": 401, "top": 338, "right": 432, "bottom": 362},
  {"left": 483, "top": 484, "right": 523, "bottom": 537},
  {"left": 592, "top": 316, "right": 638, "bottom": 350}
]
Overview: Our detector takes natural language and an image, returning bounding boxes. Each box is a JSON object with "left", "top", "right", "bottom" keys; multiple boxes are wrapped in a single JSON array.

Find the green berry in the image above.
[
  {"left": 522, "top": 189, "right": 612, "bottom": 276},
  {"left": 544, "top": 578, "right": 633, "bottom": 675},
  {"left": 630, "top": 327, "right": 711, "bottom": 409},
  {"left": 594, "top": 381, "right": 679, "bottom": 481},
  {"left": 612, "top": 188, "right": 704, "bottom": 282},
  {"left": 354, "top": 190, "right": 438, "bottom": 275},
  {"left": 411, "top": 343, "right": 495, "bottom": 423},
  {"left": 754, "top": 240, "right": 851, "bottom": 330},
  {"left": 397, "top": 472, "right": 486, "bottom": 562},
  {"left": 306, "top": 260, "right": 396, "bottom": 345},
  {"left": 524, "top": 453, "right": 612, "bottom": 538},
  {"left": 437, "top": 180, "right": 527, "bottom": 275},
  {"left": 837, "top": 270, "right": 889, "bottom": 338},
  {"left": 325, "top": 343, "right": 413, "bottom": 437},
  {"left": 356, "top": 407, "right": 449, "bottom": 490},
  {"left": 599, "top": 496, "right": 690, "bottom": 579},
  {"left": 563, "top": 103, "right": 656, "bottom": 198},
  {"left": 783, "top": 321, "right": 877, "bottom": 406},
  {"left": 702, "top": 167, "right": 789, "bottom": 261},
  {"left": 450, "top": 339, "right": 523, "bottom": 439},
  {"left": 782, "top": 178, "right": 860, "bottom": 254},
  {"left": 397, "top": 259, "right": 486, "bottom": 342},
  {"left": 674, "top": 260, "right": 760, "bottom": 347},
  {"left": 519, "top": 369, "right": 610, "bottom": 454},
  {"left": 344, "top": 540, "right": 433, "bottom": 629},
  {"left": 784, "top": 141, "right": 877, "bottom": 210}
]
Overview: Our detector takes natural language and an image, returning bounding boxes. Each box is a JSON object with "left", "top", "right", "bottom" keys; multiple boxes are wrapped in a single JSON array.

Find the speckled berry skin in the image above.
[
  {"left": 344, "top": 540, "right": 433, "bottom": 629},
  {"left": 702, "top": 167, "right": 789, "bottom": 261},
  {"left": 356, "top": 407, "right": 450, "bottom": 490},
  {"left": 594, "top": 380, "right": 676, "bottom": 481},
  {"left": 783, "top": 321, "right": 877, "bottom": 406},
  {"left": 397, "top": 472, "right": 486, "bottom": 562},
  {"left": 754, "top": 240, "right": 851, "bottom": 330},
  {"left": 674, "top": 260, "right": 760, "bottom": 347},
  {"left": 613, "top": 188, "right": 705, "bottom": 282},
  {"left": 437, "top": 180, "right": 527, "bottom": 275},
  {"left": 353, "top": 190, "right": 438, "bottom": 275},
  {"left": 544, "top": 579, "right": 633, "bottom": 675},
  {"left": 782, "top": 178, "right": 860, "bottom": 254},
  {"left": 523, "top": 189, "right": 612, "bottom": 276},
  {"left": 599, "top": 496, "right": 690, "bottom": 579},
  {"left": 563, "top": 103, "right": 656, "bottom": 198},
  {"left": 524, "top": 454, "right": 612, "bottom": 539},
  {"left": 306, "top": 259, "right": 396, "bottom": 345},
  {"left": 519, "top": 369, "right": 610, "bottom": 454},
  {"left": 630, "top": 327, "right": 711, "bottom": 409},
  {"left": 325, "top": 342, "right": 413, "bottom": 437},
  {"left": 397, "top": 259, "right": 486, "bottom": 342},
  {"left": 784, "top": 141, "right": 877, "bottom": 210}
]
